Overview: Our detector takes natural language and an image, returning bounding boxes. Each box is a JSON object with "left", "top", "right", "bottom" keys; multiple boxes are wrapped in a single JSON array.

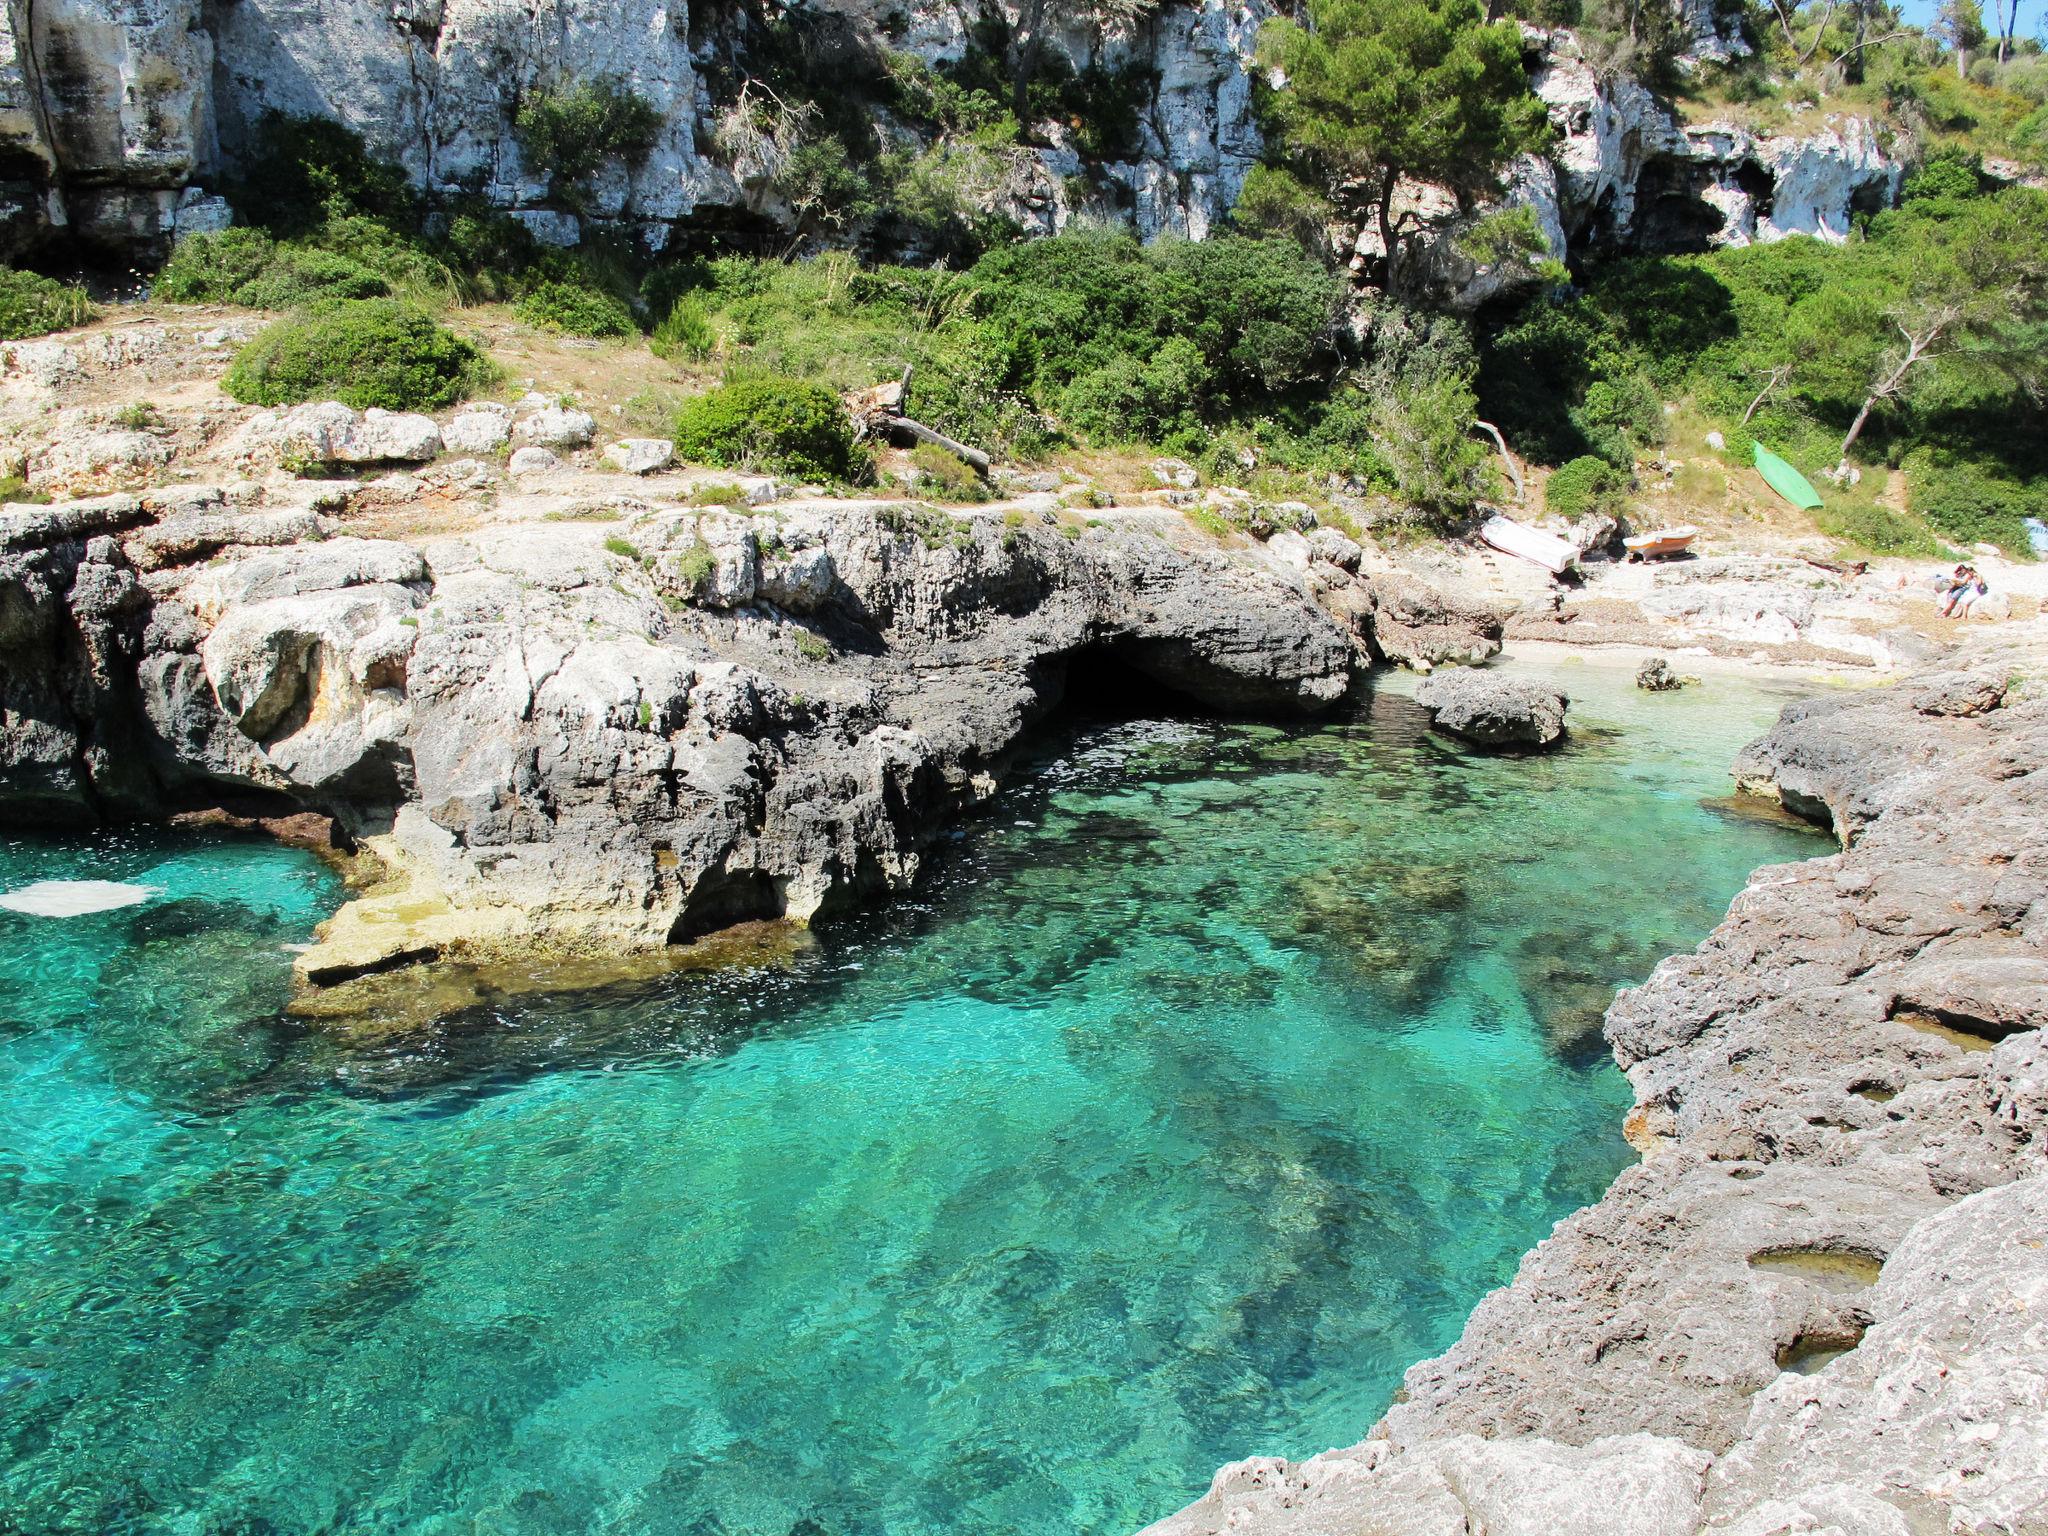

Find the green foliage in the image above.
[
  {"left": 687, "top": 481, "right": 749, "bottom": 506},
  {"left": 1477, "top": 185, "right": 2048, "bottom": 553},
  {"left": 157, "top": 228, "right": 391, "bottom": 308},
  {"left": 604, "top": 535, "right": 643, "bottom": 561},
  {"left": 0, "top": 267, "right": 94, "bottom": 339},
  {"left": 651, "top": 299, "right": 718, "bottom": 362},
  {"left": 1231, "top": 165, "right": 1338, "bottom": 257},
  {"left": 1543, "top": 455, "right": 1631, "bottom": 519},
  {"left": 907, "top": 441, "right": 990, "bottom": 501},
  {"left": 514, "top": 77, "right": 663, "bottom": 194},
  {"left": 1905, "top": 151, "right": 1984, "bottom": 200},
  {"left": 1810, "top": 501, "right": 1944, "bottom": 558},
  {"left": 1365, "top": 370, "right": 1498, "bottom": 521},
  {"left": 222, "top": 299, "right": 498, "bottom": 412},
  {"left": 1905, "top": 446, "right": 2044, "bottom": 551},
  {"left": 1455, "top": 207, "right": 1569, "bottom": 287},
  {"left": 513, "top": 278, "right": 638, "bottom": 337},
  {"left": 672, "top": 376, "right": 861, "bottom": 482},
  {"left": 1255, "top": 0, "right": 1548, "bottom": 278},
  {"left": 231, "top": 112, "right": 420, "bottom": 236}
]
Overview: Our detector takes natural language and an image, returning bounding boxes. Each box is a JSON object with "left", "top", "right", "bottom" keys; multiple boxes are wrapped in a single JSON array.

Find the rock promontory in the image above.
[{"left": 0, "top": 481, "right": 1504, "bottom": 993}]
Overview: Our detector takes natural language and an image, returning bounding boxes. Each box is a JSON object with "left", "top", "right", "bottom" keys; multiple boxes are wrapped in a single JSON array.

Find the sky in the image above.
[{"left": 1895, "top": 0, "right": 2044, "bottom": 39}]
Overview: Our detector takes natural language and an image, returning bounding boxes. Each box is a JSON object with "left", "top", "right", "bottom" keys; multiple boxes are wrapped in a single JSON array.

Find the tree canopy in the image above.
[{"left": 1256, "top": 0, "right": 1548, "bottom": 283}]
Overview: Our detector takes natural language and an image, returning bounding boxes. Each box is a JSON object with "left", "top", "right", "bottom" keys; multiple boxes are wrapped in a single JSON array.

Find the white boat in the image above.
[
  {"left": 1623, "top": 525, "right": 1699, "bottom": 561},
  {"left": 1480, "top": 515, "right": 1578, "bottom": 576}
]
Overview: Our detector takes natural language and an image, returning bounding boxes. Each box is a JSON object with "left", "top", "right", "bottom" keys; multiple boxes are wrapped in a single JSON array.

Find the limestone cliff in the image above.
[{"left": 0, "top": 0, "right": 1897, "bottom": 275}]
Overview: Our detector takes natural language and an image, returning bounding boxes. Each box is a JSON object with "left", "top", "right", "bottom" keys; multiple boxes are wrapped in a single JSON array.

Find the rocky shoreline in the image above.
[
  {"left": 1146, "top": 638, "right": 2047, "bottom": 1536},
  {"left": 0, "top": 454, "right": 1509, "bottom": 1015}
]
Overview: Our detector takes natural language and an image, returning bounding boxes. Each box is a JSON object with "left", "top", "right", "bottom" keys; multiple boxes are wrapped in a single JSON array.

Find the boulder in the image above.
[
  {"left": 28, "top": 429, "right": 172, "bottom": 491},
  {"left": 442, "top": 406, "right": 512, "bottom": 455},
  {"left": 515, "top": 406, "right": 597, "bottom": 450},
  {"left": 1414, "top": 670, "right": 1569, "bottom": 748},
  {"left": 1636, "top": 656, "right": 1690, "bottom": 691},
  {"left": 603, "top": 438, "right": 675, "bottom": 475}
]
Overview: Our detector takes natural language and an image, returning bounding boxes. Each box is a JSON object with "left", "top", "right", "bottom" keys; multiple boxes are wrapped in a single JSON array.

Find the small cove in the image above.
[{"left": 0, "top": 657, "right": 1824, "bottom": 1534}]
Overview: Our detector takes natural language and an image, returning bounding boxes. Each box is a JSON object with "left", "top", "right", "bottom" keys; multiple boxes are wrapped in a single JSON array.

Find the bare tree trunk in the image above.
[
  {"left": 1838, "top": 396, "right": 1879, "bottom": 461},
  {"left": 1743, "top": 364, "right": 1793, "bottom": 424},
  {"left": 1375, "top": 164, "right": 1401, "bottom": 289},
  {"left": 1472, "top": 419, "right": 1524, "bottom": 502},
  {"left": 1835, "top": 322, "right": 1943, "bottom": 471},
  {"left": 1012, "top": 0, "right": 1049, "bottom": 125}
]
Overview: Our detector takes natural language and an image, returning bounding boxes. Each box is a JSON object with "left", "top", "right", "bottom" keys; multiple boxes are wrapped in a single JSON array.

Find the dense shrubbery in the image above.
[
  {"left": 158, "top": 228, "right": 391, "bottom": 308},
  {"left": 223, "top": 300, "right": 498, "bottom": 411},
  {"left": 514, "top": 278, "right": 637, "bottom": 337},
  {"left": 671, "top": 376, "right": 861, "bottom": 482},
  {"left": 1543, "top": 455, "right": 1630, "bottom": 519},
  {"left": 514, "top": 77, "right": 663, "bottom": 199},
  {"left": 0, "top": 267, "right": 94, "bottom": 339}
]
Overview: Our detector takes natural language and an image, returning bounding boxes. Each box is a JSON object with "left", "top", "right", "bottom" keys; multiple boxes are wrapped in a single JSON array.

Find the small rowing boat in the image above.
[
  {"left": 1623, "top": 525, "right": 1699, "bottom": 560},
  {"left": 1480, "top": 515, "right": 1577, "bottom": 576}
]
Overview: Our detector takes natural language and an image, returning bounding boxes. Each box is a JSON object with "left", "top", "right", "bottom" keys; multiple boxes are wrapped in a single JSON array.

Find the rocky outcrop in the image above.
[
  {"left": 1414, "top": 668, "right": 1568, "bottom": 747},
  {"left": 1524, "top": 29, "right": 1900, "bottom": 258},
  {"left": 0, "top": 0, "right": 1898, "bottom": 266},
  {"left": 0, "top": 490, "right": 1390, "bottom": 984},
  {"left": 1147, "top": 641, "right": 2048, "bottom": 1536}
]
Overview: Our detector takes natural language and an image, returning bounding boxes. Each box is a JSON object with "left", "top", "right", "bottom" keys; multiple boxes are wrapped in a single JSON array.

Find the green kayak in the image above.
[{"left": 1752, "top": 442, "right": 1824, "bottom": 510}]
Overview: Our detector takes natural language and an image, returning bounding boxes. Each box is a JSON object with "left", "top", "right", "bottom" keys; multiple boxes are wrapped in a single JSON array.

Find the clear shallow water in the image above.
[{"left": 0, "top": 659, "right": 1822, "bottom": 1536}]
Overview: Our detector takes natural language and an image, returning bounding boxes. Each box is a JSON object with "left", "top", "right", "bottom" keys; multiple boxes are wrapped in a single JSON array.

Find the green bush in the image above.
[
  {"left": 1905, "top": 447, "right": 2042, "bottom": 554},
  {"left": 514, "top": 77, "right": 662, "bottom": 192},
  {"left": 231, "top": 112, "right": 420, "bottom": 236},
  {"left": 650, "top": 299, "right": 717, "bottom": 362},
  {"left": 672, "top": 376, "right": 860, "bottom": 482},
  {"left": 907, "top": 441, "right": 988, "bottom": 501},
  {"left": 160, "top": 230, "right": 392, "bottom": 309},
  {"left": 1543, "top": 455, "right": 1631, "bottom": 519},
  {"left": 223, "top": 299, "right": 498, "bottom": 411},
  {"left": 0, "top": 267, "right": 94, "bottom": 339},
  {"left": 514, "top": 278, "right": 637, "bottom": 337},
  {"left": 1811, "top": 502, "right": 1943, "bottom": 559}
]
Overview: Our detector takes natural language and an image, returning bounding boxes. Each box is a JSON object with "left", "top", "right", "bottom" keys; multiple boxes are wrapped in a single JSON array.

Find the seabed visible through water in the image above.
[{"left": 0, "top": 656, "right": 1823, "bottom": 1535}]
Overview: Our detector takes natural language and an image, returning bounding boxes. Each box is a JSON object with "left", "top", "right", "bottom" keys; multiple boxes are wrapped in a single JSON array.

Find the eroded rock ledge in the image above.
[
  {"left": 0, "top": 494, "right": 1501, "bottom": 994},
  {"left": 1147, "top": 642, "right": 2047, "bottom": 1536}
]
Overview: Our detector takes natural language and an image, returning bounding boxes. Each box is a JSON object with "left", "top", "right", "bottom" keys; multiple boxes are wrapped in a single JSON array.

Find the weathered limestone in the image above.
[
  {"left": 1414, "top": 668, "right": 1568, "bottom": 746},
  {"left": 1147, "top": 640, "right": 2048, "bottom": 1536},
  {"left": 0, "top": 0, "right": 1898, "bottom": 269},
  {"left": 0, "top": 499, "right": 1391, "bottom": 985}
]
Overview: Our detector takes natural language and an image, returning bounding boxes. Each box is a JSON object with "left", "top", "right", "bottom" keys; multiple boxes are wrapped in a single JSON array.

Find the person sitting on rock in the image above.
[{"left": 1942, "top": 569, "right": 1988, "bottom": 619}]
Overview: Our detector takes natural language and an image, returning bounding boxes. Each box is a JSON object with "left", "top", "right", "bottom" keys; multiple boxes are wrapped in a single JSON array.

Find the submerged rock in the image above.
[{"left": 1413, "top": 671, "right": 1569, "bottom": 748}]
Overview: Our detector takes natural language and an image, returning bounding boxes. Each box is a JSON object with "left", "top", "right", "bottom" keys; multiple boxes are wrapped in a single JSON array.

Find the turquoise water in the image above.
[{"left": 0, "top": 658, "right": 1821, "bottom": 1536}]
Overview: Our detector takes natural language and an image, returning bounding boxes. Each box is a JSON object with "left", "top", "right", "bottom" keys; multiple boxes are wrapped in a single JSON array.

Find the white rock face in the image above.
[
  {"left": 1531, "top": 30, "right": 1898, "bottom": 252},
  {"left": 0, "top": 0, "right": 1899, "bottom": 270}
]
